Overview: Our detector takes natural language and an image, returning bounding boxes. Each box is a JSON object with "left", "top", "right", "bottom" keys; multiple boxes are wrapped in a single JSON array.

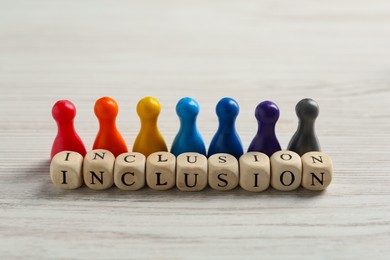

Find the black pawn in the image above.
[{"left": 287, "top": 98, "right": 321, "bottom": 156}]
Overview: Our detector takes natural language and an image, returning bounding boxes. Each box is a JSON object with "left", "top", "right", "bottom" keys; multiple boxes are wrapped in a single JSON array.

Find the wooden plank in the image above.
[{"left": 0, "top": 0, "right": 389, "bottom": 258}]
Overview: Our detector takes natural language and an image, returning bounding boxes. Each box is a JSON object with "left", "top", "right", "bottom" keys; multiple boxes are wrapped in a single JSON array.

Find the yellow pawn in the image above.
[{"left": 133, "top": 96, "right": 168, "bottom": 157}]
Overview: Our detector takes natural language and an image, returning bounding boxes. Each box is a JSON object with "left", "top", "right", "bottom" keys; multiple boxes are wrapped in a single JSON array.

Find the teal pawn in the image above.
[
  {"left": 208, "top": 97, "right": 244, "bottom": 159},
  {"left": 171, "top": 97, "right": 206, "bottom": 156}
]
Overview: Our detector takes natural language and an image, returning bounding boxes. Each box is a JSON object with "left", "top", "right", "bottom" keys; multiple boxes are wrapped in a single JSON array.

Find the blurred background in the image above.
[
  {"left": 1, "top": 0, "right": 389, "bottom": 152},
  {"left": 1, "top": 1, "right": 390, "bottom": 259}
]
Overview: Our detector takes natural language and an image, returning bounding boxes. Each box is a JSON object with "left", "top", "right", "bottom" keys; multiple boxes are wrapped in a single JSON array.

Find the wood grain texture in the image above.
[{"left": 1, "top": 0, "right": 390, "bottom": 259}]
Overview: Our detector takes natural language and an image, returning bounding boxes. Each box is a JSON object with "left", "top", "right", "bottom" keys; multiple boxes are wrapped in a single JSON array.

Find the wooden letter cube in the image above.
[
  {"left": 146, "top": 152, "right": 176, "bottom": 190},
  {"left": 301, "top": 152, "right": 333, "bottom": 191},
  {"left": 208, "top": 153, "right": 239, "bottom": 191},
  {"left": 83, "top": 149, "right": 115, "bottom": 190},
  {"left": 270, "top": 151, "right": 302, "bottom": 191},
  {"left": 50, "top": 151, "right": 84, "bottom": 189},
  {"left": 114, "top": 152, "right": 146, "bottom": 190},
  {"left": 176, "top": 152, "right": 208, "bottom": 191},
  {"left": 239, "top": 152, "right": 270, "bottom": 192}
]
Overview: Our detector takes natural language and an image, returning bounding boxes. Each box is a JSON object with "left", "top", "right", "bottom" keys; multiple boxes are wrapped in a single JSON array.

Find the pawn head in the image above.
[
  {"left": 52, "top": 100, "right": 76, "bottom": 122},
  {"left": 296, "top": 98, "right": 319, "bottom": 121},
  {"left": 94, "top": 96, "right": 119, "bottom": 120},
  {"left": 137, "top": 96, "right": 161, "bottom": 119},
  {"left": 176, "top": 97, "right": 199, "bottom": 119},
  {"left": 216, "top": 97, "right": 239, "bottom": 120},
  {"left": 255, "top": 101, "right": 280, "bottom": 124}
]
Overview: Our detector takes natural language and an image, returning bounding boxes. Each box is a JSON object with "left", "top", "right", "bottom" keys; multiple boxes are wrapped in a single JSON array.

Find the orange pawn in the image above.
[
  {"left": 133, "top": 96, "right": 168, "bottom": 157},
  {"left": 93, "top": 97, "right": 128, "bottom": 157}
]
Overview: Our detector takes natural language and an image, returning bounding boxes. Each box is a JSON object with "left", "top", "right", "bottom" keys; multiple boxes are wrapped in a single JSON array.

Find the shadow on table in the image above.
[{"left": 34, "top": 169, "right": 326, "bottom": 203}]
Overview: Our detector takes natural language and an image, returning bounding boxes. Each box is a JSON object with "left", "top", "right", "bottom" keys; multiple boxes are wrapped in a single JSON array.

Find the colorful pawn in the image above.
[
  {"left": 133, "top": 96, "right": 168, "bottom": 157},
  {"left": 248, "top": 101, "right": 281, "bottom": 157},
  {"left": 51, "top": 100, "right": 87, "bottom": 159},
  {"left": 171, "top": 97, "right": 206, "bottom": 156},
  {"left": 93, "top": 97, "right": 128, "bottom": 157},
  {"left": 288, "top": 98, "right": 321, "bottom": 156},
  {"left": 208, "top": 97, "right": 243, "bottom": 159}
]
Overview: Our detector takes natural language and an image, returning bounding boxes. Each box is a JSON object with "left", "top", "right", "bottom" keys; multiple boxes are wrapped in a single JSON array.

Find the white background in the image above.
[{"left": 0, "top": 0, "right": 389, "bottom": 259}]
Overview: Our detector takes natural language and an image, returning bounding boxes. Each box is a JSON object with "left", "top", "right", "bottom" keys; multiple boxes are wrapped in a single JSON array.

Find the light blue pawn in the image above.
[
  {"left": 208, "top": 97, "right": 244, "bottom": 159},
  {"left": 171, "top": 97, "right": 206, "bottom": 156}
]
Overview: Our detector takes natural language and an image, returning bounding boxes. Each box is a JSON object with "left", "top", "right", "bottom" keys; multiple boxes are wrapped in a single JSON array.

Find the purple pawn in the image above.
[{"left": 248, "top": 101, "right": 282, "bottom": 157}]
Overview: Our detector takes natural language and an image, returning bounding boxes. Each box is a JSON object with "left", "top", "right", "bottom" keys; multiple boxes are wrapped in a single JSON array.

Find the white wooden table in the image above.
[{"left": 1, "top": 0, "right": 389, "bottom": 259}]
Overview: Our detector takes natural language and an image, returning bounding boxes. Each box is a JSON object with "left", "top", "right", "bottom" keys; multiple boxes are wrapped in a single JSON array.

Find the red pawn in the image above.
[
  {"left": 51, "top": 100, "right": 87, "bottom": 159},
  {"left": 93, "top": 97, "right": 128, "bottom": 157}
]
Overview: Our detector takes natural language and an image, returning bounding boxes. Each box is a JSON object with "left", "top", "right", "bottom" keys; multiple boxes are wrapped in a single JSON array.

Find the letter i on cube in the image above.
[
  {"left": 50, "top": 151, "right": 84, "bottom": 189},
  {"left": 239, "top": 152, "right": 270, "bottom": 192}
]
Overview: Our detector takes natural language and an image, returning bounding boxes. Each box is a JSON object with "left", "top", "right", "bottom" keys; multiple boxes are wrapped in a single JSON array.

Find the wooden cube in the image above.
[
  {"left": 208, "top": 153, "right": 239, "bottom": 191},
  {"left": 114, "top": 152, "right": 146, "bottom": 190},
  {"left": 270, "top": 150, "right": 302, "bottom": 191},
  {"left": 176, "top": 152, "right": 208, "bottom": 191},
  {"left": 83, "top": 149, "right": 115, "bottom": 190},
  {"left": 239, "top": 152, "right": 270, "bottom": 192},
  {"left": 146, "top": 152, "right": 176, "bottom": 190},
  {"left": 301, "top": 152, "right": 333, "bottom": 191},
  {"left": 50, "top": 151, "right": 84, "bottom": 189}
]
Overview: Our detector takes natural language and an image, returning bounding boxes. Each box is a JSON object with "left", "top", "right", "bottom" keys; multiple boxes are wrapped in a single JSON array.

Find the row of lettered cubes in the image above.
[{"left": 50, "top": 149, "right": 333, "bottom": 192}]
